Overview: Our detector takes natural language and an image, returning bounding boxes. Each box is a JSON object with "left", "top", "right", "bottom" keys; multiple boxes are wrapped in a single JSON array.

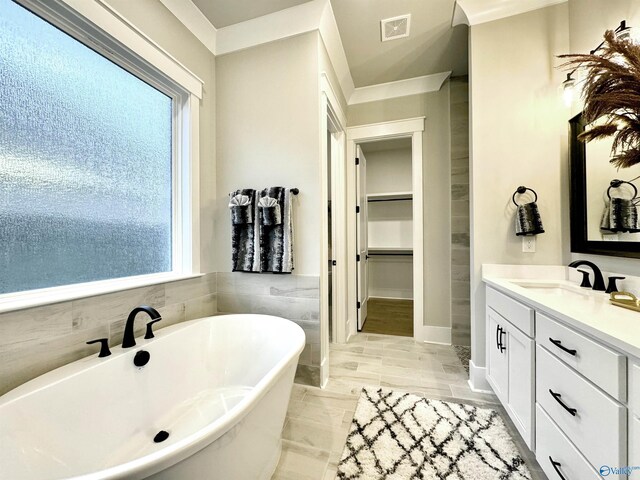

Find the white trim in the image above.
[
  {"left": 158, "top": 0, "right": 216, "bottom": 54},
  {"left": 0, "top": 273, "right": 204, "bottom": 315},
  {"left": 318, "top": 1, "right": 355, "bottom": 100},
  {"left": 347, "top": 117, "right": 425, "bottom": 141},
  {"left": 159, "top": 0, "right": 356, "bottom": 105},
  {"left": 468, "top": 360, "right": 491, "bottom": 392},
  {"left": 52, "top": 0, "right": 204, "bottom": 97},
  {"left": 216, "top": 0, "right": 326, "bottom": 55},
  {"left": 454, "top": 0, "right": 567, "bottom": 26},
  {"left": 419, "top": 326, "right": 452, "bottom": 345},
  {"left": 321, "top": 74, "right": 347, "bottom": 128},
  {"left": 345, "top": 118, "right": 425, "bottom": 343},
  {"left": 349, "top": 72, "right": 451, "bottom": 105}
]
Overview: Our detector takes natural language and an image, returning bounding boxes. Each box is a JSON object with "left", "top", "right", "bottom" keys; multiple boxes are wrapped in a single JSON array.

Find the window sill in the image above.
[{"left": 0, "top": 272, "right": 204, "bottom": 315}]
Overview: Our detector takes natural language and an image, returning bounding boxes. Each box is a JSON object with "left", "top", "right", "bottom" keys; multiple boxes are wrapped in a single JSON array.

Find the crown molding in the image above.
[
  {"left": 453, "top": 0, "right": 567, "bottom": 26},
  {"left": 158, "top": 0, "right": 216, "bottom": 54},
  {"left": 159, "top": 0, "right": 355, "bottom": 103},
  {"left": 216, "top": 0, "right": 325, "bottom": 55},
  {"left": 349, "top": 72, "right": 451, "bottom": 105}
]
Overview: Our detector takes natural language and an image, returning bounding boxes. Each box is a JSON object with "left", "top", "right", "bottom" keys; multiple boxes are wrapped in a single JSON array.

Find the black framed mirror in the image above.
[{"left": 569, "top": 112, "right": 640, "bottom": 258}]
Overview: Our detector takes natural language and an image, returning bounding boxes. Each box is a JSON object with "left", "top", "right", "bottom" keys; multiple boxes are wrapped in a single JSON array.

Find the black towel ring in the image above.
[
  {"left": 512, "top": 186, "right": 538, "bottom": 206},
  {"left": 608, "top": 180, "right": 638, "bottom": 200}
]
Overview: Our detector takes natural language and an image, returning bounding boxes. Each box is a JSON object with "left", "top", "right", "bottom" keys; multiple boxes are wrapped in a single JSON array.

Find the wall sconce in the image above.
[
  {"left": 562, "top": 72, "right": 576, "bottom": 107},
  {"left": 561, "top": 20, "right": 635, "bottom": 106}
]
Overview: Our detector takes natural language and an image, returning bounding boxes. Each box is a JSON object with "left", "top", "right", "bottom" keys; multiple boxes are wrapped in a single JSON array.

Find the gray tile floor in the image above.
[{"left": 273, "top": 333, "right": 546, "bottom": 480}]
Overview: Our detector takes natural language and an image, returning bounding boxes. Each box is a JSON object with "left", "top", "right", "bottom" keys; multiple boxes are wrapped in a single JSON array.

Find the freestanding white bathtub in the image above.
[{"left": 0, "top": 314, "right": 305, "bottom": 479}]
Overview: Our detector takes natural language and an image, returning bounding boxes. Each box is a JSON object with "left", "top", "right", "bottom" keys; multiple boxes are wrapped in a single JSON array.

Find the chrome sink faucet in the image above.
[
  {"left": 568, "top": 260, "right": 606, "bottom": 291},
  {"left": 122, "top": 305, "right": 162, "bottom": 348}
]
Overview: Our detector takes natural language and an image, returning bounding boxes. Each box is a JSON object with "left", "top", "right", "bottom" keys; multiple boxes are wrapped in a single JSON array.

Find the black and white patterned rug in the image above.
[{"left": 337, "top": 388, "right": 531, "bottom": 480}]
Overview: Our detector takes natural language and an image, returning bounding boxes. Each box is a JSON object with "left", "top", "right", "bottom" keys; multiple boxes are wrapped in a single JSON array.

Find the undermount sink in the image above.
[{"left": 510, "top": 281, "right": 593, "bottom": 300}]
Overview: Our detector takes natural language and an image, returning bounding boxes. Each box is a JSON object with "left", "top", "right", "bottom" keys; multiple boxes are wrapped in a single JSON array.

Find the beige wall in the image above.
[
  {"left": 348, "top": 86, "right": 452, "bottom": 329},
  {"left": 215, "top": 32, "right": 322, "bottom": 275},
  {"left": 468, "top": 4, "right": 570, "bottom": 372}
]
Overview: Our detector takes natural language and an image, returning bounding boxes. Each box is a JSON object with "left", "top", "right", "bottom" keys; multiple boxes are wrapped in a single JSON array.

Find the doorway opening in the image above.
[
  {"left": 356, "top": 138, "right": 414, "bottom": 337},
  {"left": 343, "top": 117, "right": 425, "bottom": 343}
]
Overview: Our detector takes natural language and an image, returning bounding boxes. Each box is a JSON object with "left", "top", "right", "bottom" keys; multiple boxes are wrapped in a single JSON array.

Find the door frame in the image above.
[
  {"left": 319, "top": 73, "right": 347, "bottom": 387},
  {"left": 344, "top": 117, "right": 425, "bottom": 342}
]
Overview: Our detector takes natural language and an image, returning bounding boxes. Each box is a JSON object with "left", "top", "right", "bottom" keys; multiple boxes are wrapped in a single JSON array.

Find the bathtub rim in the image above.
[{"left": 1, "top": 314, "right": 305, "bottom": 480}]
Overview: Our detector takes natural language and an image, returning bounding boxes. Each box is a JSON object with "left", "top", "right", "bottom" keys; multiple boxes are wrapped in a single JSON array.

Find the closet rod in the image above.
[
  {"left": 368, "top": 252, "right": 413, "bottom": 256},
  {"left": 367, "top": 198, "right": 412, "bottom": 203}
]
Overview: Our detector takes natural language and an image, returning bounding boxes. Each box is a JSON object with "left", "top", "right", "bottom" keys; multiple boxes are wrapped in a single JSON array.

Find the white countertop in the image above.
[{"left": 482, "top": 265, "right": 640, "bottom": 360}]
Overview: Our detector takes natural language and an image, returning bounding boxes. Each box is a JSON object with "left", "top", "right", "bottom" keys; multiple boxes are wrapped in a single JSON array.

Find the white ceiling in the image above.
[
  {"left": 188, "top": 0, "right": 468, "bottom": 89},
  {"left": 191, "top": 0, "right": 313, "bottom": 28},
  {"left": 331, "top": 0, "right": 468, "bottom": 87}
]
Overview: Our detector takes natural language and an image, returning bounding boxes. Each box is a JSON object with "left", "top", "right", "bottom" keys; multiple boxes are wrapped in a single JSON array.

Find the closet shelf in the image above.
[
  {"left": 367, "top": 191, "right": 413, "bottom": 202},
  {"left": 368, "top": 247, "right": 413, "bottom": 256}
]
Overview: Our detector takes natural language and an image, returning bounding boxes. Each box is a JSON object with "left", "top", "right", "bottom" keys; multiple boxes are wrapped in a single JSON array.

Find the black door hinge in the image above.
[
  {"left": 332, "top": 260, "right": 337, "bottom": 266},
  {"left": 355, "top": 157, "right": 360, "bottom": 165},
  {"left": 356, "top": 205, "right": 360, "bottom": 213},
  {"left": 357, "top": 301, "right": 361, "bottom": 309},
  {"left": 356, "top": 254, "right": 361, "bottom": 261}
]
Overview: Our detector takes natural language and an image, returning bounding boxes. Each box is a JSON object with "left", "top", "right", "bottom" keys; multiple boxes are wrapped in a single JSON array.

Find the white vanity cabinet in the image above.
[
  {"left": 486, "top": 287, "right": 535, "bottom": 449},
  {"left": 483, "top": 280, "right": 640, "bottom": 480}
]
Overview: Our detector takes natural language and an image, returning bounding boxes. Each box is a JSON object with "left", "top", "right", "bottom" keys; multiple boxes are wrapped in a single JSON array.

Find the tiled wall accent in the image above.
[
  {"left": 0, "top": 274, "right": 217, "bottom": 395},
  {"left": 450, "top": 77, "right": 471, "bottom": 346},
  {"left": 216, "top": 272, "right": 321, "bottom": 387}
]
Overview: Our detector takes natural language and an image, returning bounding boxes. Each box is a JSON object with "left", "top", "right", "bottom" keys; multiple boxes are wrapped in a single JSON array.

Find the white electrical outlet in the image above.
[{"left": 522, "top": 236, "right": 536, "bottom": 253}]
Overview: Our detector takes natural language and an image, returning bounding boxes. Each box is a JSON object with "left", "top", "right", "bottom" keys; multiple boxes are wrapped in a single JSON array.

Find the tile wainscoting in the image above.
[
  {"left": 216, "top": 272, "right": 321, "bottom": 387},
  {"left": 0, "top": 274, "right": 217, "bottom": 395}
]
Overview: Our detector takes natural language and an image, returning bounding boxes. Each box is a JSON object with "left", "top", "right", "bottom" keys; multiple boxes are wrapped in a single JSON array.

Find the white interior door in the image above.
[{"left": 356, "top": 146, "right": 369, "bottom": 330}]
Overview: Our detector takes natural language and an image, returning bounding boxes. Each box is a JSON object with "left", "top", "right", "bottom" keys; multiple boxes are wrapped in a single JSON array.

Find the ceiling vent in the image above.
[{"left": 381, "top": 14, "right": 411, "bottom": 42}]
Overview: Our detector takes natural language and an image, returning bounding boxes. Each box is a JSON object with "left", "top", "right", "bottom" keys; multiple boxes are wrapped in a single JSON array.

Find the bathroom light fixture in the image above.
[
  {"left": 562, "top": 72, "right": 576, "bottom": 107},
  {"left": 615, "top": 20, "right": 634, "bottom": 41},
  {"left": 560, "top": 20, "right": 635, "bottom": 106}
]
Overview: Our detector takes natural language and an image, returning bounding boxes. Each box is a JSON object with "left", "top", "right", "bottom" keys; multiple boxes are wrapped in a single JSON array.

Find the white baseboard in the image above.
[
  {"left": 419, "top": 325, "right": 451, "bottom": 345},
  {"left": 368, "top": 294, "right": 414, "bottom": 300},
  {"left": 468, "top": 359, "right": 491, "bottom": 392},
  {"left": 320, "top": 357, "right": 328, "bottom": 388}
]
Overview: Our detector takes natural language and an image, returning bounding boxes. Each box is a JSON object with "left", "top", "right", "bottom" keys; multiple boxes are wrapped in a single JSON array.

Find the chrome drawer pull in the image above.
[
  {"left": 549, "top": 456, "right": 568, "bottom": 480},
  {"left": 549, "top": 389, "right": 577, "bottom": 416},
  {"left": 549, "top": 338, "right": 577, "bottom": 356}
]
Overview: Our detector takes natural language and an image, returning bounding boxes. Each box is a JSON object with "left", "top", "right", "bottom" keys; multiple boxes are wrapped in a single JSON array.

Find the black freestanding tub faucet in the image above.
[{"left": 122, "top": 305, "right": 162, "bottom": 348}]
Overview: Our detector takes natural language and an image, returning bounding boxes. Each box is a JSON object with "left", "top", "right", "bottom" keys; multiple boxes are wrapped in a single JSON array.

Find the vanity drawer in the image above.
[
  {"left": 631, "top": 362, "right": 640, "bottom": 414},
  {"left": 536, "top": 404, "right": 601, "bottom": 480},
  {"left": 537, "top": 312, "right": 627, "bottom": 401},
  {"left": 537, "top": 345, "right": 627, "bottom": 470},
  {"left": 486, "top": 287, "right": 534, "bottom": 336}
]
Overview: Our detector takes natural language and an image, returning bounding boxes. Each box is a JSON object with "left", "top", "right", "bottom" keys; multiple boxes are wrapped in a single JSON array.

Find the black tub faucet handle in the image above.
[
  {"left": 145, "top": 319, "right": 162, "bottom": 339},
  {"left": 86, "top": 338, "right": 111, "bottom": 358}
]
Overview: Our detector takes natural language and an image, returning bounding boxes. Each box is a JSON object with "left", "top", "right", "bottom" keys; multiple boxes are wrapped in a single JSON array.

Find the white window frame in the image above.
[{"left": 0, "top": 0, "right": 204, "bottom": 313}]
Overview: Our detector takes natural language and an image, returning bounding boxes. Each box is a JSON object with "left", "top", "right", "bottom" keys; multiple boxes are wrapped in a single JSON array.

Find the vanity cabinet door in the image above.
[
  {"left": 507, "top": 324, "right": 535, "bottom": 449},
  {"left": 487, "top": 309, "right": 508, "bottom": 404}
]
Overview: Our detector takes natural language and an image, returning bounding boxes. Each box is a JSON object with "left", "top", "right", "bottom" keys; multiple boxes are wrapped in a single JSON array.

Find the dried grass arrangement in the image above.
[{"left": 560, "top": 30, "right": 640, "bottom": 168}]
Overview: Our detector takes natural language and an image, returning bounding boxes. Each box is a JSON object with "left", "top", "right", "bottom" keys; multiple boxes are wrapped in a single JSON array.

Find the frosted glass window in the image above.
[{"left": 0, "top": 0, "right": 173, "bottom": 294}]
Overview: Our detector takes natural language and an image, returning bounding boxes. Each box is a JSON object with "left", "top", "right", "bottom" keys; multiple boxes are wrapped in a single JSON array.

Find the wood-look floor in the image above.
[
  {"left": 361, "top": 298, "right": 413, "bottom": 337},
  {"left": 272, "top": 333, "right": 545, "bottom": 480}
]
